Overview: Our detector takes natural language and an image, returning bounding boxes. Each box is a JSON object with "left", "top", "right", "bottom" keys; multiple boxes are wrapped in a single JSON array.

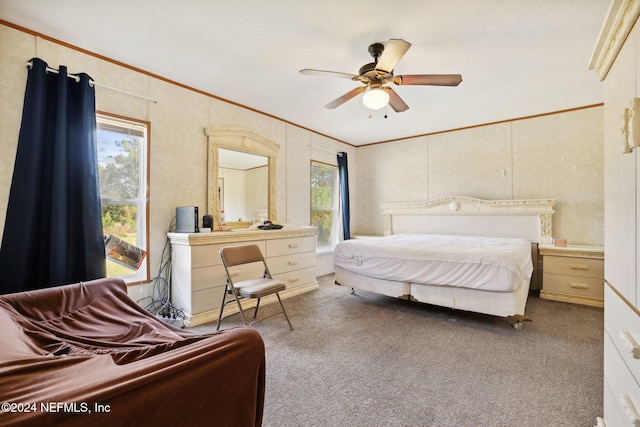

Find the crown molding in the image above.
[{"left": 589, "top": 0, "right": 640, "bottom": 81}]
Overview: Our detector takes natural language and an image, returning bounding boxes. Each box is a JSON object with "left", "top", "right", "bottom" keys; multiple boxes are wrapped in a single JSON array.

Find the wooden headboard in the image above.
[{"left": 381, "top": 196, "right": 556, "bottom": 244}]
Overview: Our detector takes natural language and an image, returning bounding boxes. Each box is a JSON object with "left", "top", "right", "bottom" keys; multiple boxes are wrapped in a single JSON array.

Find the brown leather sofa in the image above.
[{"left": 0, "top": 278, "right": 265, "bottom": 426}]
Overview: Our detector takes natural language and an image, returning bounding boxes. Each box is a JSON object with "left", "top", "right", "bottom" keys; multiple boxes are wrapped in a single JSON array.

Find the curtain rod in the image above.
[
  {"left": 310, "top": 145, "right": 344, "bottom": 156},
  {"left": 26, "top": 61, "right": 158, "bottom": 104}
]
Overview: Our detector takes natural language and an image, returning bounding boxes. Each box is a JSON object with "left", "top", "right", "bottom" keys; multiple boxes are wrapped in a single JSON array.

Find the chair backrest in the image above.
[{"left": 220, "top": 244, "right": 266, "bottom": 267}]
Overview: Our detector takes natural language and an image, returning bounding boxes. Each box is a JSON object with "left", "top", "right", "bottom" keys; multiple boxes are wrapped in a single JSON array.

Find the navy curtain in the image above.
[
  {"left": 0, "top": 57, "right": 106, "bottom": 294},
  {"left": 337, "top": 152, "right": 351, "bottom": 240}
]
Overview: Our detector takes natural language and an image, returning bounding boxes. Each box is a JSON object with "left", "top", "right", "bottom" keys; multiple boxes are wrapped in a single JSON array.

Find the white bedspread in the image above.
[{"left": 334, "top": 234, "right": 533, "bottom": 292}]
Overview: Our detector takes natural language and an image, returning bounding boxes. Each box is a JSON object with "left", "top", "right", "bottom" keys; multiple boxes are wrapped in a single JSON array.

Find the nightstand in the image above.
[{"left": 539, "top": 244, "right": 604, "bottom": 307}]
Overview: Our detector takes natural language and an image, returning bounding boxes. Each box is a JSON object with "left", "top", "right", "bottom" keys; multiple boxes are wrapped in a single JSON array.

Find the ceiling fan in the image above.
[{"left": 300, "top": 38, "right": 462, "bottom": 112}]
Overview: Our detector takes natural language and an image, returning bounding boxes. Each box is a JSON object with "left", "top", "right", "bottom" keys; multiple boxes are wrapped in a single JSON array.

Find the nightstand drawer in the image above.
[
  {"left": 542, "top": 273, "right": 604, "bottom": 300},
  {"left": 543, "top": 255, "right": 603, "bottom": 278}
]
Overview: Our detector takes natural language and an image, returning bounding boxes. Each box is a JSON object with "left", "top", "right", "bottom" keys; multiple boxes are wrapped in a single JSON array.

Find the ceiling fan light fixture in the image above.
[{"left": 362, "top": 86, "right": 389, "bottom": 110}]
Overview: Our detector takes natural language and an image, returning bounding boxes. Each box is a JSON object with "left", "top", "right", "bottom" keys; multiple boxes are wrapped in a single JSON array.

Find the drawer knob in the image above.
[
  {"left": 288, "top": 277, "right": 299, "bottom": 283},
  {"left": 288, "top": 243, "right": 299, "bottom": 248},
  {"left": 569, "top": 263, "right": 589, "bottom": 270},
  {"left": 619, "top": 331, "right": 640, "bottom": 359},
  {"left": 569, "top": 282, "right": 589, "bottom": 289},
  {"left": 288, "top": 260, "right": 299, "bottom": 266},
  {"left": 229, "top": 271, "right": 240, "bottom": 277},
  {"left": 620, "top": 393, "right": 640, "bottom": 426}
]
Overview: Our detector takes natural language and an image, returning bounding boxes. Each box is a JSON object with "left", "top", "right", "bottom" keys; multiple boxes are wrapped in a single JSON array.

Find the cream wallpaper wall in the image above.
[
  {"left": 356, "top": 106, "right": 604, "bottom": 245},
  {"left": 0, "top": 24, "right": 354, "bottom": 296},
  {"left": 0, "top": 22, "right": 604, "bottom": 300}
]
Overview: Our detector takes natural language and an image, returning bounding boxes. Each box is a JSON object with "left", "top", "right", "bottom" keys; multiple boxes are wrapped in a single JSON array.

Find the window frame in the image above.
[
  {"left": 310, "top": 160, "right": 340, "bottom": 252},
  {"left": 96, "top": 111, "right": 150, "bottom": 285}
]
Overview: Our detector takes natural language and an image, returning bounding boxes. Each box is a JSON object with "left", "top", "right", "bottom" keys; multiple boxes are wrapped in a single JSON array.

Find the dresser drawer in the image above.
[
  {"left": 192, "top": 286, "right": 221, "bottom": 313},
  {"left": 192, "top": 265, "right": 226, "bottom": 292},
  {"left": 604, "top": 335, "right": 640, "bottom": 427},
  {"left": 192, "top": 263, "right": 264, "bottom": 292},
  {"left": 542, "top": 273, "right": 604, "bottom": 300},
  {"left": 191, "top": 240, "right": 267, "bottom": 268},
  {"left": 267, "top": 236, "right": 316, "bottom": 257},
  {"left": 272, "top": 266, "right": 316, "bottom": 289},
  {"left": 267, "top": 251, "right": 316, "bottom": 275},
  {"left": 605, "top": 284, "right": 640, "bottom": 384},
  {"left": 543, "top": 255, "right": 603, "bottom": 279}
]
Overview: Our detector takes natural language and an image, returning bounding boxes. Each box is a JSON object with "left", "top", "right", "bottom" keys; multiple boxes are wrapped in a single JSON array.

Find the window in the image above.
[
  {"left": 97, "top": 113, "right": 149, "bottom": 283},
  {"left": 311, "top": 161, "right": 340, "bottom": 250}
]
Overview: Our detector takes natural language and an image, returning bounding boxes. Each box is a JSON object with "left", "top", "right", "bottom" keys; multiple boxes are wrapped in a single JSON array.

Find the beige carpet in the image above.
[{"left": 192, "top": 274, "right": 603, "bottom": 427}]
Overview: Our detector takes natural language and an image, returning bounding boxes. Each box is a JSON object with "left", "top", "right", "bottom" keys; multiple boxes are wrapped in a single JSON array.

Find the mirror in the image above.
[
  {"left": 219, "top": 149, "right": 268, "bottom": 228},
  {"left": 205, "top": 127, "right": 280, "bottom": 230}
]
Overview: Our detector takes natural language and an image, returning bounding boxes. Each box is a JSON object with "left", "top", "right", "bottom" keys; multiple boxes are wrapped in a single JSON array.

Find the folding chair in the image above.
[{"left": 216, "top": 244, "right": 293, "bottom": 331}]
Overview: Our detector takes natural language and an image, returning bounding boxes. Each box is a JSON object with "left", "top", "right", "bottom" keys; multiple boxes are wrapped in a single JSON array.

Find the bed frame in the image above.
[{"left": 335, "top": 196, "right": 556, "bottom": 328}]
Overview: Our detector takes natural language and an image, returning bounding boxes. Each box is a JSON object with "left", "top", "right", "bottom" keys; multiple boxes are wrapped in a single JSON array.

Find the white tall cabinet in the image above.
[{"left": 591, "top": 1, "right": 640, "bottom": 425}]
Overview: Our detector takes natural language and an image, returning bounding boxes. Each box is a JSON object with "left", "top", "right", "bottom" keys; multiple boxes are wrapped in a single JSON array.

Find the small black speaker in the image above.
[
  {"left": 175, "top": 206, "right": 199, "bottom": 233},
  {"left": 202, "top": 214, "right": 213, "bottom": 229}
]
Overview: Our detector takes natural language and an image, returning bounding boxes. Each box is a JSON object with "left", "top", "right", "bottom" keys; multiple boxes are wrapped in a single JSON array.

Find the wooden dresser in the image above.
[
  {"left": 168, "top": 227, "right": 318, "bottom": 326},
  {"left": 539, "top": 244, "right": 604, "bottom": 308}
]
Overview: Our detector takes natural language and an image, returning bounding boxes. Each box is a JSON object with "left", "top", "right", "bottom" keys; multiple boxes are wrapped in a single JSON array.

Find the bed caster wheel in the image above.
[
  {"left": 513, "top": 321, "right": 523, "bottom": 330},
  {"left": 350, "top": 287, "right": 355, "bottom": 295}
]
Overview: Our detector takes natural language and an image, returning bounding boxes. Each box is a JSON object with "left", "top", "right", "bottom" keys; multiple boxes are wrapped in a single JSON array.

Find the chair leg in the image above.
[
  {"left": 254, "top": 298, "right": 261, "bottom": 319},
  {"left": 276, "top": 292, "right": 293, "bottom": 330},
  {"left": 216, "top": 287, "right": 229, "bottom": 331},
  {"left": 234, "top": 290, "right": 249, "bottom": 326}
]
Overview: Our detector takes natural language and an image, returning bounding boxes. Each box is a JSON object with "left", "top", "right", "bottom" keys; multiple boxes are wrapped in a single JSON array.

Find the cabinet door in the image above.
[{"left": 605, "top": 26, "right": 637, "bottom": 306}]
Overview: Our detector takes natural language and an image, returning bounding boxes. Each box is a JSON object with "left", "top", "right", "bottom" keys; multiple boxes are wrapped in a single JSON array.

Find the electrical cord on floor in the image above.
[{"left": 137, "top": 216, "right": 186, "bottom": 327}]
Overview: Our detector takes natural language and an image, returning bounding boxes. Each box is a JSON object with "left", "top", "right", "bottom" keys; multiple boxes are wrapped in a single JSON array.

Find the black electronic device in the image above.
[
  {"left": 257, "top": 220, "right": 283, "bottom": 230},
  {"left": 202, "top": 214, "right": 213, "bottom": 229},
  {"left": 175, "top": 206, "right": 199, "bottom": 233}
]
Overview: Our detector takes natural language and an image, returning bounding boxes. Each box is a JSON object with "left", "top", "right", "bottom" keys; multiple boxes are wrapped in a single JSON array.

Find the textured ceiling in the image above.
[{"left": 0, "top": 0, "right": 610, "bottom": 146}]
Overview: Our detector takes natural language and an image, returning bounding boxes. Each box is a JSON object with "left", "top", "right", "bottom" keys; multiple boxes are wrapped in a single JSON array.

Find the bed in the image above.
[{"left": 334, "top": 196, "right": 556, "bottom": 328}]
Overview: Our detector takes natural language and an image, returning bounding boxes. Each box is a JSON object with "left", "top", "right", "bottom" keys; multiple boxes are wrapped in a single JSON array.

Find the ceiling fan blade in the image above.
[
  {"left": 386, "top": 88, "right": 409, "bottom": 112},
  {"left": 324, "top": 87, "right": 365, "bottom": 109},
  {"left": 375, "top": 39, "right": 411, "bottom": 73},
  {"left": 393, "top": 74, "right": 463, "bottom": 86},
  {"left": 300, "top": 69, "right": 358, "bottom": 80}
]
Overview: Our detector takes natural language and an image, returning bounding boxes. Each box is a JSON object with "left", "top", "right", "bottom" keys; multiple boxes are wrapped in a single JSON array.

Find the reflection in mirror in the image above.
[
  {"left": 206, "top": 127, "right": 280, "bottom": 231},
  {"left": 219, "top": 149, "right": 269, "bottom": 228}
]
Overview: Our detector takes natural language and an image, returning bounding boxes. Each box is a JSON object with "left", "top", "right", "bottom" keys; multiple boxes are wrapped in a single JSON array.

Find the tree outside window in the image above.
[{"left": 311, "top": 162, "right": 339, "bottom": 249}]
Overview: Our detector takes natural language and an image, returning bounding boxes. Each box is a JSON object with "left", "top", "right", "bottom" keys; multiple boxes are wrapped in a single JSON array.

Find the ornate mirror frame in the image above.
[{"left": 205, "top": 127, "right": 279, "bottom": 230}]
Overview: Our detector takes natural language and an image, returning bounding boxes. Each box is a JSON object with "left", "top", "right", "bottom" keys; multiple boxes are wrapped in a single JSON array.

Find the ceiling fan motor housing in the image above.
[
  {"left": 358, "top": 62, "right": 392, "bottom": 81},
  {"left": 368, "top": 42, "right": 385, "bottom": 60}
]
